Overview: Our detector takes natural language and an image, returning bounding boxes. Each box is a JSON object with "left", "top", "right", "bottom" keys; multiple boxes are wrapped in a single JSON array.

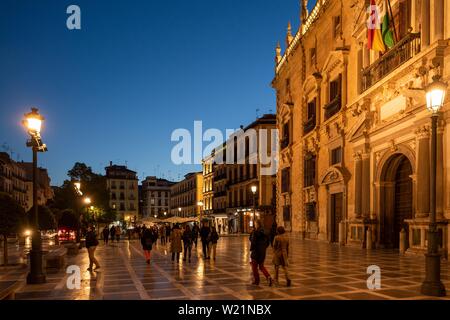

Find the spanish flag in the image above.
[{"left": 367, "top": 0, "right": 385, "bottom": 51}]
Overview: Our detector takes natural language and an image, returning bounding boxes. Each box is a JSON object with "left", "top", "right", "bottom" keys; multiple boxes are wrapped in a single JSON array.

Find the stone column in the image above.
[
  {"left": 361, "top": 153, "right": 371, "bottom": 218},
  {"left": 437, "top": 124, "right": 444, "bottom": 219},
  {"left": 431, "top": 0, "right": 444, "bottom": 42},
  {"left": 416, "top": 127, "right": 430, "bottom": 218},
  {"left": 354, "top": 152, "right": 363, "bottom": 219},
  {"left": 421, "top": 0, "right": 431, "bottom": 48}
]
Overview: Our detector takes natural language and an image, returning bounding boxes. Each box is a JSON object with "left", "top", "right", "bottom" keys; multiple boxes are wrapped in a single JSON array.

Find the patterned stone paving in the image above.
[{"left": 2, "top": 235, "right": 450, "bottom": 300}]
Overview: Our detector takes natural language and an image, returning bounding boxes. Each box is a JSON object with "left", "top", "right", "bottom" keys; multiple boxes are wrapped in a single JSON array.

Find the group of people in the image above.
[
  {"left": 101, "top": 225, "right": 123, "bottom": 244},
  {"left": 249, "top": 220, "right": 291, "bottom": 287},
  {"left": 139, "top": 222, "right": 220, "bottom": 264},
  {"left": 85, "top": 219, "right": 291, "bottom": 288}
]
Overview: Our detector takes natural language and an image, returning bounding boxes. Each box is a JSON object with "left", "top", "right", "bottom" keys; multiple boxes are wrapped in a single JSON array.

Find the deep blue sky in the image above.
[{"left": 0, "top": 0, "right": 311, "bottom": 185}]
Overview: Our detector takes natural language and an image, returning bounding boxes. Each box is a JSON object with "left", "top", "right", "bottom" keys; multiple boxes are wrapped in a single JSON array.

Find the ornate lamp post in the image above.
[
  {"left": 251, "top": 185, "right": 257, "bottom": 231},
  {"left": 23, "top": 108, "right": 47, "bottom": 284},
  {"left": 421, "top": 75, "right": 447, "bottom": 297},
  {"left": 178, "top": 207, "right": 182, "bottom": 217}
]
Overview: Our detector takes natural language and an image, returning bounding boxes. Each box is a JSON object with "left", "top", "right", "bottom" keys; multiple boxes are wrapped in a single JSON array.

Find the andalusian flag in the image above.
[
  {"left": 367, "top": 0, "right": 395, "bottom": 51},
  {"left": 367, "top": 0, "right": 385, "bottom": 51},
  {"left": 381, "top": 0, "right": 395, "bottom": 49}
]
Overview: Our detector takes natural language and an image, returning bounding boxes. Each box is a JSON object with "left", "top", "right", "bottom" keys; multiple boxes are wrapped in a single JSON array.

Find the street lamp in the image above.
[
  {"left": 23, "top": 108, "right": 47, "bottom": 284},
  {"left": 178, "top": 207, "right": 182, "bottom": 217},
  {"left": 421, "top": 75, "right": 447, "bottom": 297},
  {"left": 251, "top": 185, "right": 257, "bottom": 232},
  {"left": 197, "top": 201, "right": 204, "bottom": 223}
]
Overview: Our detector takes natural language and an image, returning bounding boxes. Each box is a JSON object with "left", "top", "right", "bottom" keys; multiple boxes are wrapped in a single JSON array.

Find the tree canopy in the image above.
[{"left": 0, "top": 193, "right": 26, "bottom": 235}]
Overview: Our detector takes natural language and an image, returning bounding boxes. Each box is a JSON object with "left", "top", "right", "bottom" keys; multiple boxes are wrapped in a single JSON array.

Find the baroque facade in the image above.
[{"left": 274, "top": 0, "right": 450, "bottom": 256}]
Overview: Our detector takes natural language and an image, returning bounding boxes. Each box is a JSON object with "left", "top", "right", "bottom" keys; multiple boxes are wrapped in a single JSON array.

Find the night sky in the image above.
[{"left": 0, "top": 0, "right": 313, "bottom": 185}]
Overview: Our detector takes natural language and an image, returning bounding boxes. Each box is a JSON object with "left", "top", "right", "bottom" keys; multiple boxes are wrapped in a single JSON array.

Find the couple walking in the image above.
[
  {"left": 200, "top": 222, "right": 219, "bottom": 260},
  {"left": 250, "top": 220, "right": 291, "bottom": 287}
]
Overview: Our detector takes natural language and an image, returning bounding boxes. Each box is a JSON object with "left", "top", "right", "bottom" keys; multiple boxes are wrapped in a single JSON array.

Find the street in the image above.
[{"left": 1, "top": 235, "right": 450, "bottom": 300}]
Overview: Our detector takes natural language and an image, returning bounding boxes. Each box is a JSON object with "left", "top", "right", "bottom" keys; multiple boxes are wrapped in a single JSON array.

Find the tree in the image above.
[
  {"left": 27, "top": 206, "right": 56, "bottom": 231},
  {"left": 58, "top": 209, "right": 79, "bottom": 229},
  {"left": 0, "top": 193, "right": 26, "bottom": 266}
]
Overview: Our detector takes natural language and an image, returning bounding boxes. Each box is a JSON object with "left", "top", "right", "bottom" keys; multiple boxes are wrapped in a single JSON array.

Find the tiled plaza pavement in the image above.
[{"left": 2, "top": 235, "right": 450, "bottom": 300}]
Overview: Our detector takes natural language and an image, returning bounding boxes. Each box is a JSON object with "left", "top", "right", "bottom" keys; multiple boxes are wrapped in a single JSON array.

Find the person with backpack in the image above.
[
  {"left": 141, "top": 226, "right": 155, "bottom": 264},
  {"left": 85, "top": 225, "right": 100, "bottom": 272},
  {"left": 208, "top": 227, "right": 219, "bottom": 261},
  {"left": 249, "top": 220, "right": 272, "bottom": 286}
]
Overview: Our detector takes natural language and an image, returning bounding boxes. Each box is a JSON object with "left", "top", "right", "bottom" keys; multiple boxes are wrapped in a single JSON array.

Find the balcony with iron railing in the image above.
[
  {"left": 362, "top": 32, "right": 421, "bottom": 92},
  {"left": 280, "top": 136, "right": 290, "bottom": 150},
  {"left": 303, "top": 115, "right": 316, "bottom": 135},
  {"left": 324, "top": 95, "right": 341, "bottom": 120}
]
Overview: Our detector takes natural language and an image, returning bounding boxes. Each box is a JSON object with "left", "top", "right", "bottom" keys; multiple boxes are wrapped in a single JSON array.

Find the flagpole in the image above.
[{"left": 387, "top": 0, "right": 398, "bottom": 42}]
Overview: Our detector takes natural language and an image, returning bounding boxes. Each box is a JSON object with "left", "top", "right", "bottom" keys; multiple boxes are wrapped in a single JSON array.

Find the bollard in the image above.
[
  {"left": 339, "top": 221, "right": 346, "bottom": 246},
  {"left": 399, "top": 228, "right": 406, "bottom": 254},
  {"left": 366, "top": 227, "right": 372, "bottom": 250}
]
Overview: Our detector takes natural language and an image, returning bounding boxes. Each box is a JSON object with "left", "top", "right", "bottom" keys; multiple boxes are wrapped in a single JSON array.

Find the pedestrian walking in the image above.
[
  {"left": 208, "top": 227, "right": 219, "bottom": 261},
  {"left": 141, "top": 226, "right": 156, "bottom": 264},
  {"left": 85, "top": 225, "right": 100, "bottom": 272},
  {"left": 170, "top": 224, "right": 182, "bottom": 262},
  {"left": 192, "top": 223, "right": 199, "bottom": 248},
  {"left": 200, "top": 222, "right": 211, "bottom": 259},
  {"left": 160, "top": 225, "right": 166, "bottom": 245},
  {"left": 115, "top": 225, "right": 122, "bottom": 242},
  {"left": 272, "top": 226, "right": 291, "bottom": 287},
  {"left": 250, "top": 220, "right": 272, "bottom": 286},
  {"left": 270, "top": 220, "right": 278, "bottom": 247},
  {"left": 182, "top": 225, "right": 193, "bottom": 262},
  {"left": 110, "top": 225, "right": 116, "bottom": 243},
  {"left": 102, "top": 226, "right": 110, "bottom": 245},
  {"left": 165, "top": 224, "right": 171, "bottom": 242}
]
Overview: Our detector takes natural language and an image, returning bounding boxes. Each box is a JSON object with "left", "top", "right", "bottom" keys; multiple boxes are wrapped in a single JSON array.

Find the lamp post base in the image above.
[
  {"left": 26, "top": 250, "right": 46, "bottom": 285},
  {"left": 421, "top": 252, "right": 446, "bottom": 297}
]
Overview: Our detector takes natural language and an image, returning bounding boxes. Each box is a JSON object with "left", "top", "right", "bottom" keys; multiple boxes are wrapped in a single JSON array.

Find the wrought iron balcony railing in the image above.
[
  {"left": 362, "top": 32, "right": 421, "bottom": 92},
  {"left": 324, "top": 95, "right": 341, "bottom": 120},
  {"left": 303, "top": 116, "right": 316, "bottom": 135},
  {"left": 281, "top": 137, "right": 290, "bottom": 150}
]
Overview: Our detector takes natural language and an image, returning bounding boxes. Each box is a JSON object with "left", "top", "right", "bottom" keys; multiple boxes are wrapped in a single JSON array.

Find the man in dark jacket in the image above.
[
  {"left": 102, "top": 226, "right": 110, "bottom": 245},
  {"left": 192, "top": 223, "right": 200, "bottom": 247},
  {"left": 141, "top": 227, "right": 155, "bottom": 264},
  {"left": 200, "top": 222, "right": 211, "bottom": 259},
  {"left": 86, "top": 225, "right": 100, "bottom": 272},
  {"left": 250, "top": 220, "right": 272, "bottom": 286},
  {"left": 109, "top": 225, "right": 116, "bottom": 243}
]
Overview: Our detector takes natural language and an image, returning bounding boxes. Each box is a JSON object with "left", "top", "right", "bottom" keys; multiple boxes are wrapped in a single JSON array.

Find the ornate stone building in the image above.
[{"left": 274, "top": 0, "right": 450, "bottom": 256}]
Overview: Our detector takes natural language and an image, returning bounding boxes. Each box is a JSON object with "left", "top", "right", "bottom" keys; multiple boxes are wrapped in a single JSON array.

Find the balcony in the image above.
[
  {"left": 214, "top": 190, "right": 227, "bottom": 197},
  {"left": 303, "top": 116, "right": 316, "bottom": 135},
  {"left": 280, "top": 137, "right": 290, "bottom": 150},
  {"left": 324, "top": 95, "right": 341, "bottom": 120},
  {"left": 362, "top": 33, "right": 421, "bottom": 92}
]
